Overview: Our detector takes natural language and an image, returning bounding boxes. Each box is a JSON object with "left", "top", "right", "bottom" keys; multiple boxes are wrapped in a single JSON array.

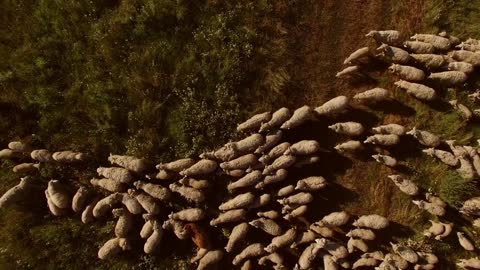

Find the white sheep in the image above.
[
  {"left": 155, "top": 169, "right": 175, "bottom": 180},
  {"left": 412, "top": 200, "right": 445, "bottom": 216},
  {"left": 120, "top": 192, "right": 143, "bottom": 215},
  {"left": 258, "top": 210, "right": 280, "bottom": 219},
  {"left": 156, "top": 158, "right": 196, "bottom": 172},
  {"left": 277, "top": 185, "right": 295, "bottom": 197},
  {"left": 364, "top": 134, "right": 400, "bottom": 146},
  {"left": 133, "top": 181, "right": 171, "bottom": 202},
  {"left": 290, "top": 230, "right": 317, "bottom": 248},
  {"left": 30, "top": 149, "right": 52, "bottom": 162},
  {"left": 353, "top": 214, "right": 389, "bottom": 229},
  {"left": 283, "top": 205, "right": 308, "bottom": 220},
  {"left": 227, "top": 170, "right": 263, "bottom": 192},
  {"left": 315, "top": 211, "right": 350, "bottom": 227},
  {"left": 372, "top": 154, "right": 398, "bottom": 167},
  {"left": 197, "top": 250, "right": 224, "bottom": 270},
  {"left": 457, "top": 232, "right": 475, "bottom": 251},
  {"left": 8, "top": 141, "right": 29, "bottom": 152},
  {"left": 295, "top": 176, "right": 327, "bottom": 191},
  {"left": 258, "top": 252, "right": 284, "bottom": 268},
  {"left": 219, "top": 192, "right": 256, "bottom": 211},
  {"left": 449, "top": 99, "right": 473, "bottom": 120},
  {"left": 45, "top": 190, "right": 66, "bottom": 216},
  {"left": 428, "top": 71, "right": 468, "bottom": 86},
  {"left": 178, "top": 178, "right": 209, "bottom": 189},
  {"left": 457, "top": 157, "right": 476, "bottom": 180},
  {"left": 417, "top": 252, "right": 439, "bottom": 265},
  {"left": 108, "top": 154, "right": 147, "bottom": 173},
  {"left": 448, "top": 61, "right": 475, "bottom": 74},
  {"left": 72, "top": 186, "right": 90, "bottom": 213},
  {"left": 47, "top": 180, "right": 70, "bottom": 209},
  {"left": 346, "top": 228, "right": 376, "bottom": 240},
  {"left": 468, "top": 90, "right": 480, "bottom": 102},
  {"left": 12, "top": 163, "right": 40, "bottom": 174},
  {"left": 259, "top": 142, "right": 290, "bottom": 164},
  {"left": 192, "top": 249, "right": 209, "bottom": 264},
  {"left": 382, "top": 253, "right": 409, "bottom": 269},
  {"left": 162, "top": 219, "right": 189, "bottom": 240},
  {"left": 144, "top": 220, "right": 163, "bottom": 254},
  {"left": 329, "top": 121, "right": 365, "bottom": 136},
  {"left": 297, "top": 242, "right": 323, "bottom": 270},
  {"left": 376, "top": 44, "right": 411, "bottom": 64},
  {"left": 410, "top": 54, "right": 447, "bottom": 70},
  {"left": 394, "top": 80, "right": 436, "bottom": 101},
  {"left": 210, "top": 209, "right": 247, "bottom": 226},
  {"left": 449, "top": 50, "right": 480, "bottom": 66},
  {"left": 128, "top": 189, "right": 160, "bottom": 214},
  {"left": 255, "top": 130, "right": 282, "bottom": 154},
  {"left": 249, "top": 218, "right": 283, "bottom": 236},
  {"left": 445, "top": 139, "right": 469, "bottom": 157},
  {"left": 406, "top": 127, "right": 441, "bottom": 147},
  {"left": 232, "top": 243, "right": 266, "bottom": 266},
  {"left": 220, "top": 154, "right": 258, "bottom": 171},
  {"left": 81, "top": 198, "right": 99, "bottom": 224},
  {"left": 0, "top": 177, "right": 33, "bottom": 208},
  {"left": 403, "top": 41, "right": 435, "bottom": 53},
  {"left": 362, "top": 250, "right": 385, "bottom": 260},
  {"left": 391, "top": 242, "right": 419, "bottom": 264},
  {"left": 259, "top": 107, "right": 291, "bottom": 132},
  {"left": 225, "top": 222, "right": 249, "bottom": 253},
  {"left": 422, "top": 148, "right": 458, "bottom": 167},
  {"left": 97, "top": 167, "right": 133, "bottom": 184},
  {"left": 52, "top": 151, "right": 85, "bottom": 162},
  {"left": 366, "top": 30, "right": 402, "bottom": 45},
  {"left": 334, "top": 140, "right": 363, "bottom": 153},
  {"left": 263, "top": 155, "right": 297, "bottom": 175},
  {"left": 372, "top": 123, "right": 406, "bottom": 135},
  {"left": 411, "top": 34, "right": 451, "bottom": 50},
  {"left": 423, "top": 220, "right": 445, "bottom": 238},
  {"left": 168, "top": 183, "right": 205, "bottom": 203},
  {"left": 247, "top": 194, "right": 272, "bottom": 209},
  {"left": 112, "top": 208, "right": 133, "bottom": 238},
  {"left": 169, "top": 208, "right": 205, "bottom": 222},
  {"left": 322, "top": 254, "right": 339, "bottom": 270},
  {"left": 277, "top": 192, "right": 313, "bottom": 206},
  {"left": 281, "top": 105, "right": 315, "bottom": 129},
  {"left": 265, "top": 227, "right": 297, "bottom": 253},
  {"left": 353, "top": 88, "right": 390, "bottom": 103},
  {"left": 0, "top": 149, "right": 19, "bottom": 159},
  {"left": 344, "top": 47, "right": 371, "bottom": 65},
  {"left": 237, "top": 111, "right": 272, "bottom": 132},
  {"left": 439, "top": 31, "right": 461, "bottom": 45},
  {"left": 284, "top": 140, "right": 320, "bottom": 156},
  {"left": 180, "top": 159, "right": 218, "bottom": 177},
  {"left": 388, "top": 175, "right": 419, "bottom": 196},
  {"left": 90, "top": 178, "right": 126, "bottom": 193},
  {"left": 457, "top": 257, "right": 480, "bottom": 269},
  {"left": 426, "top": 193, "right": 447, "bottom": 208},
  {"left": 140, "top": 214, "right": 154, "bottom": 239},
  {"left": 389, "top": 64, "right": 426, "bottom": 81},
  {"left": 435, "top": 222, "right": 453, "bottom": 240},
  {"left": 316, "top": 238, "right": 349, "bottom": 259},
  {"left": 353, "top": 257, "right": 380, "bottom": 269},
  {"left": 256, "top": 169, "right": 288, "bottom": 189},
  {"left": 315, "top": 96, "right": 350, "bottom": 116},
  {"left": 98, "top": 238, "right": 130, "bottom": 260},
  {"left": 240, "top": 260, "right": 253, "bottom": 270},
  {"left": 348, "top": 237, "right": 369, "bottom": 253}
]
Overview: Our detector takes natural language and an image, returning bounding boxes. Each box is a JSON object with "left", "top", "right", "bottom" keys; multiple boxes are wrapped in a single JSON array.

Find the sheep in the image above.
[
  {"left": 240, "top": 260, "right": 253, "bottom": 270},
  {"left": 143, "top": 220, "right": 163, "bottom": 254},
  {"left": 133, "top": 181, "right": 171, "bottom": 202},
  {"left": 372, "top": 154, "right": 398, "bottom": 167},
  {"left": 281, "top": 105, "right": 315, "bottom": 129},
  {"left": 98, "top": 238, "right": 130, "bottom": 260},
  {"left": 97, "top": 167, "right": 133, "bottom": 184},
  {"left": 353, "top": 88, "right": 390, "bottom": 103},
  {"left": 45, "top": 190, "right": 66, "bottom": 216},
  {"left": 259, "top": 142, "right": 290, "bottom": 164},
  {"left": 412, "top": 200, "right": 445, "bottom": 216},
  {"left": 417, "top": 252, "right": 439, "bottom": 265},
  {"left": 364, "top": 134, "right": 400, "bottom": 146},
  {"left": 81, "top": 198, "right": 99, "bottom": 224},
  {"left": 162, "top": 219, "right": 189, "bottom": 240},
  {"left": 449, "top": 50, "right": 480, "bottom": 66},
  {"left": 295, "top": 176, "right": 327, "bottom": 191},
  {"left": 439, "top": 31, "right": 461, "bottom": 45},
  {"left": 191, "top": 248, "right": 208, "bottom": 264},
  {"left": 249, "top": 218, "right": 283, "bottom": 236},
  {"left": 457, "top": 257, "right": 480, "bottom": 269},
  {"left": 353, "top": 214, "right": 389, "bottom": 229},
  {"left": 403, "top": 41, "right": 435, "bottom": 53},
  {"left": 30, "top": 149, "right": 52, "bottom": 162},
  {"left": 169, "top": 208, "right": 205, "bottom": 222},
  {"left": 72, "top": 186, "right": 90, "bottom": 213},
  {"left": 277, "top": 192, "right": 313, "bottom": 206},
  {"left": 314, "top": 211, "right": 350, "bottom": 228},
  {"left": 232, "top": 243, "right": 266, "bottom": 266},
  {"left": 12, "top": 163, "right": 39, "bottom": 174},
  {"left": 388, "top": 175, "right": 419, "bottom": 196},
  {"left": 449, "top": 99, "right": 473, "bottom": 120},
  {"left": 344, "top": 47, "right": 371, "bottom": 65},
  {"left": 227, "top": 170, "right": 263, "bottom": 193},
  {"left": 90, "top": 178, "right": 126, "bottom": 193},
  {"left": 348, "top": 237, "right": 369, "bottom": 253},
  {"left": 457, "top": 232, "right": 475, "bottom": 251},
  {"left": 255, "top": 130, "right": 282, "bottom": 154},
  {"left": 178, "top": 178, "right": 209, "bottom": 189},
  {"left": 411, "top": 34, "right": 451, "bottom": 50},
  {"left": 446, "top": 140, "right": 469, "bottom": 157},
  {"left": 0, "top": 177, "right": 33, "bottom": 208},
  {"left": 346, "top": 228, "right": 376, "bottom": 240},
  {"left": 294, "top": 156, "right": 320, "bottom": 168},
  {"left": 376, "top": 44, "right": 411, "bottom": 64},
  {"left": 219, "top": 193, "right": 255, "bottom": 211},
  {"left": 362, "top": 251, "right": 385, "bottom": 260},
  {"left": 468, "top": 90, "right": 480, "bottom": 102},
  {"left": 297, "top": 242, "right": 324, "bottom": 270},
  {"left": 410, "top": 54, "right": 447, "bottom": 70},
  {"left": 255, "top": 169, "right": 288, "bottom": 189},
  {"left": 0, "top": 149, "right": 20, "bottom": 159},
  {"left": 265, "top": 227, "right": 297, "bottom": 253},
  {"left": 315, "top": 96, "right": 350, "bottom": 117},
  {"left": 210, "top": 209, "right": 247, "bottom": 226},
  {"left": 284, "top": 140, "right": 320, "bottom": 156},
  {"left": 52, "top": 151, "right": 85, "bottom": 162},
  {"left": 334, "top": 140, "right": 363, "bottom": 153},
  {"left": 8, "top": 141, "right": 29, "bottom": 152},
  {"left": 428, "top": 71, "right": 468, "bottom": 86},
  {"left": 47, "top": 180, "right": 70, "bottom": 209},
  {"left": 112, "top": 208, "right": 133, "bottom": 238},
  {"left": 391, "top": 242, "right": 419, "bottom": 264},
  {"left": 309, "top": 224, "right": 335, "bottom": 238},
  {"left": 247, "top": 194, "right": 272, "bottom": 209},
  {"left": 168, "top": 183, "right": 205, "bottom": 203},
  {"left": 372, "top": 123, "right": 406, "bottom": 136},
  {"left": 435, "top": 222, "right": 453, "bottom": 240},
  {"left": 220, "top": 154, "right": 258, "bottom": 171},
  {"left": 422, "top": 148, "right": 458, "bottom": 166},
  {"left": 448, "top": 61, "right": 475, "bottom": 74},
  {"left": 457, "top": 157, "right": 476, "bottom": 180},
  {"left": 225, "top": 222, "right": 249, "bottom": 253},
  {"left": 201, "top": 145, "right": 235, "bottom": 162},
  {"left": 423, "top": 220, "right": 445, "bottom": 237},
  {"left": 155, "top": 169, "right": 175, "bottom": 180},
  {"left": 329, "top": 122, "right": 365, "bottom": 136},
  {"left": 322, "top": 254, "right": 339, "bottom": 270},
  {"left": 353, "top": 257, "right": 380, "bottom": 269},
  {"left": 258, "top": 210, "right": 280, "bottom": 219},
  {"left": 283, "top": 205, "right": 308, "bottom": 221},
  {"left": 465, "top": 146, "right": 480, "bottom": 176},
  {"left": 120, "top": 192, "right": 143, "bottom": 215},
  {"left": 108, "top": 154, "right": 147, "bottom": 173},
  {"left": 156, "top": 158, "right": 196, "bottom": 172},
  {"left": 366, "top": 30, "right": 402, "bottom": 45},
  {"left": 290, "top": 230, "right": 317, "bottom": 249},
  {"left": 140, "top": 215, "right": 154, "bottom": 239},
  {"left": 389, "top": 64, "right": 426, "bottom": 81},
  {"left": 383, "top": 253, "right": 409, "bottom": 269},
  {"left": 128, "top": 189, "right": 160, "bottom": 214},
  {"left": 465, "top": 38, "right": 480, "bottom": 45},
  {"left": 92, "top": 193, "right": 123, "bottom": 218},
  {"left": 336, "top": 65, "right": 363, "bottom": 78},
  {"left": 277, "top": 185, "right": 295, "bottom": 197},
  {"left": 316, "top": 238, "right": 349, "bottom": 259},
  {"left": 426, "top": 193, "right": 446, "bottom": 208},
  {"left": 263, "top": 155, "right": 297, "bottom": 175},
  {"left": 231, "top": 133, "right": 266, "bottom": 155},
  {"left": 180, "top": 159, "right": 218, "bottom": 177},
  {"left": 197, "top": 250, "right": 224, "bottom": 270},
  {"left": 259, "top": 252, "right": 284, "bottom": 267},
  {"left": 237, "top": 111, "right": 272, "bottom": 132},
  {"left": 406, "top": 127, "right": 441, "bottom": 147},
  {"left": 260, "top": 108, "right": 291, "bottom": 132},
  {"left": 395, "top": 80, "right": 436, "bottom": 101}
]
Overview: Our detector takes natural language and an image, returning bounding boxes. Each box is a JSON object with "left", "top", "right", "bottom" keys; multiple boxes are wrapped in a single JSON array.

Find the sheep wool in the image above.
[
  {"left": 265, "top": 227, "right": 297, "bottom": 253},
  {"left": 97, "top": 167, "right": 133, "bottom": 184},
  {"left": 169, "top": 208, "right": 205, "bottom": 222},
  {"left": 389, "top": 64, "right": 426, "bottom": 81},
  {"left": 329, "top": 122, "right": 365, "bottom": 136},
  {"left": 227, "top": 170, "right": 263, "bottom": 192},
  {"left": 0, "top": 149, "right": 18, "bottom": 159},
  {"left": 411, "top": 34, "right": 451, "bottom": 50},
  {"left": 210, "top": 209, "right": 247, "bottom": 226},
  {"left": 259, "top": 252, "right": 284, "bottom": 267},
  {"left": 258, "top": 210, "right": 280, "bottom": 219},
  {"left": 353, "top": 88, "right": 389, "bottom": 102},
  {"left": 162, "top": 219, "right": 189, "bottom": 240},
  {"left": 457, "top": 257, "right": 480, "bottom": 269},
  {"left": 391, "top": 242, "right": 419, "bottom": 264},
  {"left": 457, "top": 157, "right": 476, "bottom": 180},
  {"left": 422, "top": 148, "right": 458, "bottom": 167},
  {"left": 336, "top": 65, "right": 361, "bottom": 78},
  {"left": 403, "top": 41, "right": 435, "bottom": 54},
  {"left": 428, "top": 71, "right": 468, "bottom": 86},
  {"left": 281, "top": 105, "right": 314, "bottom": 129},
  {"left": 220, "top": 154, "right": 258, "bottom": 171},
  {"left": 410, "top": 54, "right": 447, "bottom": 70},
  {"left": 423, "top": 220, "right": 445, "bottom": 238},
  {"left": 255, "top": 130, "right": 282, "bottom": 154},
  {"left": 169, "top": 183, "right": 205, "bottom": 203},
  {"left": 156, "top": 158, "right": 196, "bottom": 172},
  {"left": 112, "top": 208, "right": 134, "bottom": 238},
  {"left": 346, "top": 228, "right": 376, "bottom": 240},
  {"left": 284, "top": 140, "right": 320, "bottom": 156},
  {"left": 406, "top": 127, "right": 441, "bottom": 147},
  {"left": 178, "top": 178, "right": 209, "bottom": 189},
  {"left": 133, "top": 181, "right": 171, "bottom": 201},
  {"left": 457, "top": 232, "right": 475, "bottom": 251},
  {"left": 197, "top": 250, "right": 224, "bottom": 270},
  {"left": 297, "top": 242, "right": 323, "bottom": 270},
  {"left": 240, "top": 260, "right": 253, "bottom": 270},
  {"left": 219, "top": 192, "right": 255, "bottom": 211},
  {"left": 353, "top": 257, "right": 379, "bottom": 269},
  {"left": 237, "top": 111, "right": 272, "bottom": 132},
  {"left": 191, "top": 248, "right": 208, "bottom": 264},
  {"left": 128, "top": 190, "right": 160, "bottom": 214},
  {"left": 366, "top": 30, "right": 402, "bottom": 45},
  {"left": 316, "top": 238, "right": 349, "bottom": 259},
  {"left": 93, "top": 193, "right": 123, "bottom": 218},
  {"left": 30, "top": 149, "right": 53, "bottom": 162},
  {"left": 232, "top": 243, "right": 266, "bottom": 266},
  {"left": 81, "top": 198, "right": 99, "bottom": 224},
  {"left": 108, "top": 154, "right": 147, "bottom": 173},
  {"left": 435, "top": 222, "right": 452, "bottom": 240},
  {"left": 376, "top": 44, "right": 411, "bottom": 64},
  {"left": 90, "top": 178, "right": 126, "bottom": 193},
  {"left": 259, "top": 107, "right": 291, "bottom": 132},
  {"left": 72, "top": 186, "right": 90, "bottom": 213},
  {"left": 372, "top": 123, "right": 406, "bottom": 135},
  {"left": 98, "top": 238, "right": 130, "bottom": 260},
  {"left": 52, "top": 151, "right": 85, "bottom": 162},
  {"left": 290, "top": 230, "right": 317, "bottom": 248},
  {"left": 231, "top": 133, "right": 265, "bottom": 154},
  {"left": 256, "top": 169, "right": 288, "bottom": 189},
  {"left": 12, "top": 163, "right": 39, "bottom": 174},
  {"left": 412, "top": 200, "right": 446, "bottom": 216},
  {"left": 120, "top": 192, "right": 143, "bottom": 215},
  {"left": 348, "top": 237, "right": 369, "bottom": 253},
  {"left": 249, "top": 218, "right": 283, "bottom": 236},
  {"left": 315, "top": 96, "right": 350, "bottom": 116},
  {"left": 316, "top": 211, "right": 350, "bottom": 227},
  {"left": 344, "top": 47, "right": 370, "bottom": 65},
  {"left": 263, "top": 155, "right": 296, "bottom": 175},
  {"left": 449, "top": 50, "right": 480, "bottom": 66},
  {"left": 448, "top": 61, "right": 475, "bottom": 74},
  {"left": 0, "top": 177, "right": 33, "bottom": 208},
  {"left": 47, "top": 180, "right": 71, "bottom": 209},
  {"left": 247, "top": 194, "right": 272, "bottom": 210},
  {"left": 140, "top": 220, "right": 154, "bottom": 239},
  {"left": 323, "top": 254, "right": 339, "bottom": 270},
  {"left": 383, "top": 253, "right": 409, "bottom": 269},
  {"left": 8, "top": 141, "right": 29, "bottom": 152},
  {"left": 155, "top": 169, "right": 175, "bottom": 180},
  {"left": 225, "top": 222, "right": 249, "bottom": 253},
  {"left": 144, "top": 220, "right": 163, "bottom": 254},
  {"left": 372, "top": 154, "right": 398, "bottom": 167},
  {"left": 259, "top": 142, "right": 290, "bottom": 164},
  {"left": 180, "top": 159, "right": 218, "bottom": 177},
  {"left": 278, "top": 192, "right": 313, "bottom": 206},
  {"left": 45, "top": 190, "right": 66, "bottom": 216},
  {"left": 388, "top": 175, "right": 419, "bottom": 196},
  {"left": 353, "top": 214, "right": 389, "bottom": 229},
  {"left": 450, "top": 99, "right": 473, "bottom": 120},
  {"left": 334, "top": 140, "right": 363, "bottom": 153},
  {"left": 394, "top": 80, "right": 436, "bottom": 101},
  {"left": 364, "top": 134, "right": 400, "bottom": 146},
  {"left": 295, "top": 176, "right": 327, "bottom": 191},
  {"left": 284, "top": 205, "right": 308, "bottom": 220}
]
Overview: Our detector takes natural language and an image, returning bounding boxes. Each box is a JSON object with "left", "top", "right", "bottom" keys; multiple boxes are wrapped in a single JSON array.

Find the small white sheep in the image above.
[
  {"left": 394, "top": 80, "right": 436, "bottom": 101},
  {"left": 281, "top": 106, "right": 315, "bottom": 129},
  {"left": 156, "top": 158, "right": 196, "bottom": 172},
  {"left": 108, "top": 154, "right": 147, "bottom": 173},
  {"left": 97, "top": 167, "right": 133, "bottom": 184},
  {"left": 353, "top": 214, "right": 389, "bottom": 229},
  {"left": 45, "top": 190, "right": 66, "bottom": 216},
  {"left": 247, "top": 194, "right": 272, "bottom": 209},
  {"left": 168, "top": 183, "right": 205, "bottom": 203},
  {"left": 457, "top": 157, "right": 476, "bottom": 180},
  {"left": 197, "top": 250, "right": 224, "bottom": 270},
  {"left": 382, "top": 253, "right": 409, "bottom": 269},
  {"left": 98, "top": 238, "right": 130, "bottom": 260},
  {"left": 259, "top": 142, "right": 290, "bottom": 164},
  {"left": 52, "top": 151, "right": 85, "bottom": 163},
  {"left": 353, "top": 88, "right": 390, "bottom": 103},
  {"left": 388, "top": 175, "right": 419, "bottom": 196},
  {"left": 263, "top": 155, "right": 296, "bottom": 175},
  {"left": 422, "top": 148, "right": 458, "bottom": 167},
  {"left": 329, "top": 121, "right": 365, "bottom": 136},
  {"left": 228, "top": 170, "right": 263, "bottom": 192},
  {"left": 391, "top": 242, "right": 419, "bottom": 264},
  {"left": 255, "top": 130, "right": 282, "bottom": 154},
  {"left": 364, "top": 134, "right": 400, "bottom": 146},
  {"left": 240, "top": 260, "right": 253, "bottom": 270},
  {"left": 133, "top": 181, "right": 171, "bottom": 202},
  {"left": 297, "top": 242, "right": 323, "bottom": 270},
  {"left": 403, "top": 41, "right": 435, "bottom": 53},
  {"left": 411, "top": 34, "right": 451, "bottom": 50},
  {"left": 219, "top": 192, "right": 256, "bottom": 211},
  {"left": 155, "top": 169, "right": 175, "bottom": 180},
  {"left": 0, "top": 177, "right": 33, "bottom": 208},
  {"left": 366, "top": 30, "right": 402, "bottom": 45},
  {"left": 144, "top": 220, "right": 163, "bottom": 254},
  {"left": 346, "top": 228, "right": 376, "bottom": 240},
  {"left": 284, "top": 140, "right": 320, "bottom": 156},
  {"left": 180, "top": 159, "right": 218, "bottom": 177},
  {"left": 178, "top": 178, "right": 209, "bottom": 189},
  {"left": 258, "top": 252, "right": 284, "bottom": 268},
  {"left": 410, "top": 54, "right": 447, "bottom": 70},
  {"left": 406, "top": 127, "right": 441, "bottom": 147},
  {"left": 0, "top": 149, "right": 19, "bottom": 159},
  {"left": 316, "top": 238, "right": 349, "bottom": 259},
  {"left": 315, "top": 211, "right": 350, "bottom": 227},
  {"left": 372, "top": 154, "right": 398, "bottom": 167},
  {"left": 249, "top": 218, "right": 283, "bottom": 236},
  {"left": 140, "top": 214, "right": 154, "bottom": 239},
  {"left": 256, "top": 169, "right": 288, "bottom": 189},
  {"left": 348, "top": 237, "right": 369, "bottom": 253},
  {"left": 315, "top": 96, "right": 350, "bottom": 116},
  {"left": 457, "top": 257, "right": 480, "bottom": 269},
  {"left": 237, "top": 111, "right": 272, "bottom": 132},
  {"left": 435, "top": 222, "right": 453, "bottom": 240},
  {"left": 336, "top": 65, "right": 362, "bottom": 78},
  {"left": 290, "top": 230, "right": 317, "bottom": 248},
  {"left": 12, "top": 163, "right": 39, "bottom": 174},
  {"left": 295, "top": 176, "right": 327, "bottom": 191},
  {"left": 120, "top": 192, "right": 143, "bottom": 215},
  {"left": 90, "top": 178, "right": 126, "bottom": 193},
  {"left": 376, "top": 44, "right": 411, "bottom": 64},
  {"left": 457, "top": 231, "right": 475, "bottom": 251},
  {"left": 448, "top": 61, "right": 475, "bottom": 74},
  {"left": 428, "top": 71, "right": 468, "bottom": 86},
  {"left": 372, "top": 123, "right": 406, "bottom": 135},
  {"left": 8, "top": 141, "right": 29, "bottom": 152},
  {"left": 277, "top": 185, "right": 295, "bottom": 197},
  {"left": 259, "top": 107, "right": 291, "bottom": 132},
  {"left": 81, "top": 198, "right": 99, "bottom": 224},
  {"left": 72, "top": 186, "right": 90, "bottom": 213},
  {"left": 220, "top": 154, "right": 258, "bottom": 171},
  {"left": 426, "top": 193, "right": 447, "bottom": 208},
  {"left": 265, "top": 227, "right": 297, "bottom": 253},
  {"left": 112, "top": 208, "right": 134, "bottom": 238},
  {"left": 417, "top": 252, "right": 439, "bottom": 265},
  {"left": 47, "top": 180, "right": 70, "bottom": 209},
  {"left": 210, "top": 209, "right": 247, "bottom": 226},
  {"left": 449, "top": 50, "right": 480, "bottom": 66},
  {"left": 449, "top": 99, "right": 473, "bottom": 120},
  {"left": 423, "top": 220, "right": 445, "bottom": 238},
  {"left": 353, "top": 257, "right": 380, "bottom": 269},
  {"left": 344, "top": 47, "right": 371, "bottom": 65},
  {"left": 258, "top": 210, "right": 280, "bottom": 219},
  {"left": 277, "top": 192, "right": 313, "bottom": 206},
  {"left": 30, "top": 149, "right": 52, "bottom": 162},
  {"left": 162, "top": 219, "right": 189, "bottom": 240},
  {"left": 412, "top": 200, "right": 445, "bottom": 216},
  {"left": 389, "top": 64, "right": 425, "bottom": 81},
  {"left": 232, "top": 243, "right": 267, "bottom": 266},
  {"left": 128, "top": 189, "right": 160, "bottom": 214},
  {"left": 169, "top": 208, "right": 205, "bottom": 222},
  {"left": 283, "top": 205, "right": 308, "bottom": 220},
  {"left": 323, "top": 254, "right": 339, "bottom": 270},
  {"left": 225, "top": 222, "right": 249, "bottom": 253},
  {"left": 445, "top": 139, "right": 469, "bottom": 157},
  {"left": 334, "top": 140, "right": 363, "bottom": 153}
]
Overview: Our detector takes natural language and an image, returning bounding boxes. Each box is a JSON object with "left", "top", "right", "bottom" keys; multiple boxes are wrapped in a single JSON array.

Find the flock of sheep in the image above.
[{"left": 2, "top": 30, "right": 480, "bottom": 269}]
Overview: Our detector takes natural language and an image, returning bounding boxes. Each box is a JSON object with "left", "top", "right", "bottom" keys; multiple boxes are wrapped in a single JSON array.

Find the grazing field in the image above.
[{"left": 2, "top": 0, "right": 480, "bottom": 269}]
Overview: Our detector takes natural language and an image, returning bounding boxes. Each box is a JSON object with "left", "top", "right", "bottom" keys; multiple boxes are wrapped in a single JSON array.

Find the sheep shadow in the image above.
[{"left": 363, "top": 99, "right": 417, "bottom": 117}]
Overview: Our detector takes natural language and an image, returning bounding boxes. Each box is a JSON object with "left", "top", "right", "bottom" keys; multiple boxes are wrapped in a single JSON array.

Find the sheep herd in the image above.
[{"left": 2, "top": 30, "right": 480, "bottom": 269}]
